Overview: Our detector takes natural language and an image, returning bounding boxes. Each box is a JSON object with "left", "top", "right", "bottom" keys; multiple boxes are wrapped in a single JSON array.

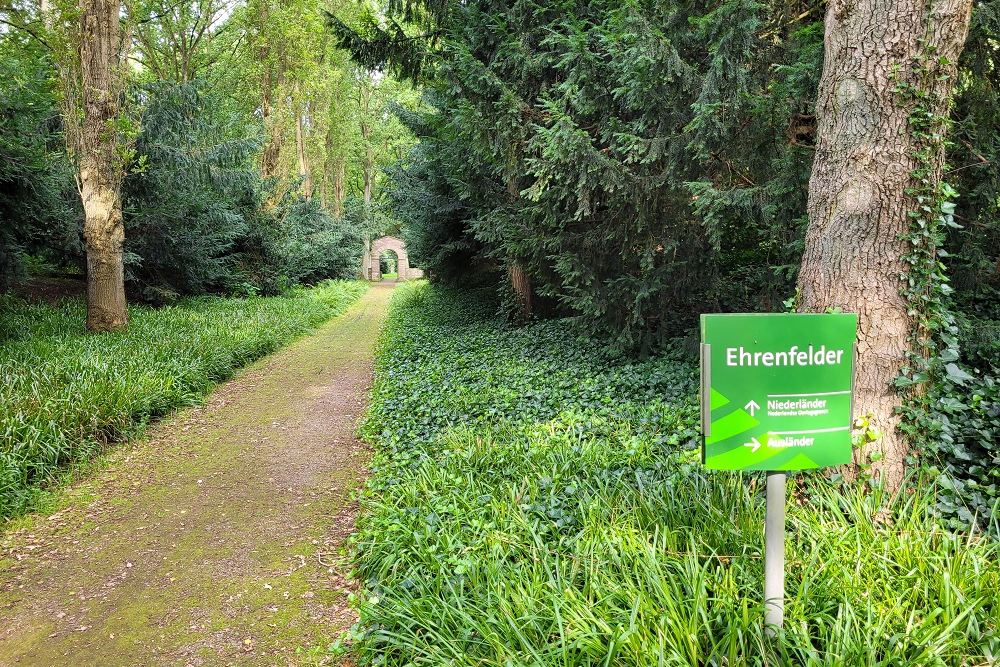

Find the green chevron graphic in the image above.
[{"left": 700, "top": 313, "right": 857, "bottom": 471}]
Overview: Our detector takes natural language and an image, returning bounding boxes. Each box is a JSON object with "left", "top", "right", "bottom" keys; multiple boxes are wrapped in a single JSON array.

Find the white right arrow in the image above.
[
  {"left": 743, "top": 437, "right": 762, "bottom": 454},
  {"left": 744, "top": 399, "right": 761, "bottom": 416}
]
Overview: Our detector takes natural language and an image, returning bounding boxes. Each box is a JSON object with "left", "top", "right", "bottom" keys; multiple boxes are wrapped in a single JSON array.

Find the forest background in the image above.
[{"left": 0, "top": 0, "right": 417, "bottom": 303}]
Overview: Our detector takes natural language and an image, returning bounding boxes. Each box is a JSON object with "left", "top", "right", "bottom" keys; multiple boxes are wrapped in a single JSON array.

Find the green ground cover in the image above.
[
  {"left": 354, "top": 282, "right": 999, "bottom": 666},
  {"left": 0, "top": 280, "right": 368, "bottom": 521}
]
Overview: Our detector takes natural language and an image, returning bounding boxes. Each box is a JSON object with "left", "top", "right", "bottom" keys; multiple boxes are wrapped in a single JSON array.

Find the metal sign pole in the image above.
[{"left": 764, "top": 470, "right": 785, "bottom": 636}]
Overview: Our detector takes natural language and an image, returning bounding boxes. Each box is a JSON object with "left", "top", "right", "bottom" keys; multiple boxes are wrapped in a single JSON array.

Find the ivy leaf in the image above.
[{"left": 944, "top": 362, "right": 974, "bottom": 385}]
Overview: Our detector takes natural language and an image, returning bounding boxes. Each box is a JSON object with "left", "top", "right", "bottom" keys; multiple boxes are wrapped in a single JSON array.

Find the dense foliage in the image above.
[
  {"left": 0, "top": 0, "right": 419, "bottom": 302},
  {"left": 336, "top": 0, "right": 1000, "bottom": 536},
  {"left": 0, "top": 37, "right": 81, "bottom": 287},
  {"left": 353, "top": 283, "right": 999, "bottom": 665},
  {"left": 0, "top": 281, "right": 367, "bottom": 520},
  {"left": 124, "top": 82, "right": 268, "bottom": 301},
  {"left": 342, "top": 0, "right": 826, "bottom": 347},
  {"left": 352, "top": 0, "right": 998, "bottom": 349}
]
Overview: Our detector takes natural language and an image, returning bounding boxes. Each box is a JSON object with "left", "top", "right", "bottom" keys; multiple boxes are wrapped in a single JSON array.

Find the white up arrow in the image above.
[
  {"left": 743, "top": 437, "right": 762, "bottom": 453},
  {"left": 744, "top": 399, "right": 761, "bottom": 416}
]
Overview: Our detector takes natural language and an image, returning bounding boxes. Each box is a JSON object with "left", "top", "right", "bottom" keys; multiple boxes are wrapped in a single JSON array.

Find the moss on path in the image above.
[{"left": 0, "top": 284, "right": 393, "bottom": 666}]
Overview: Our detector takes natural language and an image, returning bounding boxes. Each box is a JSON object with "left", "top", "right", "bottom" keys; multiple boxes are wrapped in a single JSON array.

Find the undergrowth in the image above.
[
  {"left": 0, "top": 279, "right": 368, "bottom": 521},
  {"left": 353, "top": 282, "right": 999, "bottom": 666}
]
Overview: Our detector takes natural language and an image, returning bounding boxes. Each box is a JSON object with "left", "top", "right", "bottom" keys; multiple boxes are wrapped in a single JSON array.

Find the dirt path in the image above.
[{"left": 0, "top": 284, "right": 393, "bottom": 666}]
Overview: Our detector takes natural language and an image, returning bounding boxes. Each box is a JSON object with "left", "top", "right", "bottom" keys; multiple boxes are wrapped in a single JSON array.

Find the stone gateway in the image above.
[{"left": 363, "top": 236, "right": 424, "bottom": 281}]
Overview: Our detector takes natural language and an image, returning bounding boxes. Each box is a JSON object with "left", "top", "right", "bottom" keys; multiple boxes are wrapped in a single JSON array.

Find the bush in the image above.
[
  {"left": 352, "top": 283, "right": 999, "bottom": 666},
  {"left": 124, "top": 82, "right": 267, "bottom": 301},
  {"left": 0, "top": 280, "right": 368, "bottom": 520},
  {"left": 0, "top": 39, "right": 82, "bottom": 287},
  {"left": 273, "top": 193, "right": 363, "bottom": 286},
  {"left": 123, "top": 82, "right": 363, "bottom": 302}
]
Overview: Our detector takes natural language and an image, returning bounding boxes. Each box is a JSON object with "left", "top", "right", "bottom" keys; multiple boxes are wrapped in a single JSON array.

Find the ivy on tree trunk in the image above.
[{"left": 798, "top": 0, "right": 973, "bottom": 489}]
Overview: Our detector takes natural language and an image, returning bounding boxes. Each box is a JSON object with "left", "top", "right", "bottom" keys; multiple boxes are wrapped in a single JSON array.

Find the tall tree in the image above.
[
  {"left": 129, "top": 0, "right": 235, "bottom": 82},
  {"left": 357, "top": 71, "right": 375, "bottom": 207},
  {"left": 78, "top": 0, "right": 130, "bottom": 330},
  {"left": 797, "top": 0, "right": 973, "bottom": 487}
]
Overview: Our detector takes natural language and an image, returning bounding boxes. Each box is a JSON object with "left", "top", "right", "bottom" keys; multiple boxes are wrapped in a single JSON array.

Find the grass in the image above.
[
  {"left": 352, "top": 282, "right": 999, "bottom": 666},
  {"left": 0, "top": 280, "right": 368, "bottom": 521}
]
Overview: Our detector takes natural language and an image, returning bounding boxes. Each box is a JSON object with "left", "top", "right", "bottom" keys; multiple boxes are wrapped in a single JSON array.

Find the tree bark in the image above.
[
  {"left": 363, "top": 147, "right": 373, "bottom": 206},
  {"left": 260, "top": 73, "right": 281, "bottom": 180},
  {"left": 358, "top": 78, "right": 373, "bottom": 207},
  {"left": 79, "top": 0, "right": 128, "bottom": 332},
  {"left": 295, "top": 97, "right": 312, "bottom": 197},
  {"left": 798, "top": 0, "right": 972, "bottom": 488},
  {"left": 256, "top": 0, "right": 282, "bottom": 181},
  {"left": 509, "top": 263, "right": 533, "bottom": 319},
  {"left": 323, "top": 118, "right": 346, "bottom": 216},
  {"left": 332, "top": 156, "right": 346, "bottom": 217}
]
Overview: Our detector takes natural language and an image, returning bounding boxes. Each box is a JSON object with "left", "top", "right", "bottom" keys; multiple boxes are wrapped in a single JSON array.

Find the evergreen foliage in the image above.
[
  {"left": 124, "top": 82, "right": 264, "bottom": 301},
  {"left": 0, "top": 39, "right": 82, "bottom": 287},
  {"left": 274, "top": 192, "right": 364, "bottom": 286},
  {"left": 349, "top": 0, "right": 828, "bottom": 351},
  {"left": 335, "top": 0, "right": 1000, "bottom": 525},
  {"left": 388, "top": 98, "right": 495, "bottom": 283}
]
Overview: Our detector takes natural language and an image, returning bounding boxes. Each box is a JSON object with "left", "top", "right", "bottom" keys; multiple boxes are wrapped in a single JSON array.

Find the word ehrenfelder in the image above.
[{"left": 725, "top": 345, "right": 846, "bottom": 367}]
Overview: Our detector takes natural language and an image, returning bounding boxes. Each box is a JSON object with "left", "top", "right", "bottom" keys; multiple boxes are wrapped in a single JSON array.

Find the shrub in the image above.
[
  {"left": 124, "top": 82, "right": 266, "bottom": 301},
  {"left": 0, "top": 39, "right": 82, "bottom": 287}
]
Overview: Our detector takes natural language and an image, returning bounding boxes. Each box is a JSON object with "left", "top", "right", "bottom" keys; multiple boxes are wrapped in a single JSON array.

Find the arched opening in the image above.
[
  {"left": 379, "top": 249, "right": 400, "bottom": 281},
  {"left": 365, "top": 236, "right": 423, "bottom": 282}
]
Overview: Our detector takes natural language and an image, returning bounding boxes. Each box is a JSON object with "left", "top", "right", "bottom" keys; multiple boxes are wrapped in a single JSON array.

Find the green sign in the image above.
[{"left": 700, "top": 313, "right": 857, "bottom": 471}]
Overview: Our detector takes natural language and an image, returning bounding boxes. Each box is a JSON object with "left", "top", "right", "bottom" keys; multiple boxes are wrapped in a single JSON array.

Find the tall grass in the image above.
[
  {"left": 353, "top": 282, "right": 999, "bottom": 666},
  {"left": 0, "top": 280, "right": 368, "bottom": 520}
]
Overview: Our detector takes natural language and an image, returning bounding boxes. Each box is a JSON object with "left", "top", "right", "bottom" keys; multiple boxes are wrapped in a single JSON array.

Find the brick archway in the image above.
[{"left": 364, "top": 236, "right": 424, "bottom": 281}]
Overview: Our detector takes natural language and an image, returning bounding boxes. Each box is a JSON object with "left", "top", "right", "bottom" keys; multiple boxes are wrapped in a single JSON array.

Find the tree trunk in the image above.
[
  {"left": 332, "top": 156, "right": 346, "bottom": 217},
  {"left": 358, "top": 79, "right": 373, "bottom": 207},
  {"left": 79, "top": 0, "right": 128, "bottom": 332},
  {"left": 256, "top": 0, "right": 281, "bottom": 181},
  {"left": 509, "top": 263, "right": 533, "bottom": 320},
  {"left": 295, "top": 99, "right": 312, "bottom": 197},
  {"left": 260, "top": 82, "right": 281, "bottom": 180},
  {"left": 363, "top": 148, "right": 373, "bottom": 206},
  {"left": 798, "top": 0, "right": 972, "bottom": 488}
]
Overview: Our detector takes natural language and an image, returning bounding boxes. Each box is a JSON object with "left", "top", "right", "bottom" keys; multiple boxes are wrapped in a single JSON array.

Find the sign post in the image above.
[
  {"left": 764, "top": 471, "right": 785, "bottom": 634},
  {"left": 700, "top": 313, "right": 857, "bottom": 634}
]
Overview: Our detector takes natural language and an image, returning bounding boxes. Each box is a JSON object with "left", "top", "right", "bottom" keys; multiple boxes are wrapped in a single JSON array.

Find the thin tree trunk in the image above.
[
  {"left": 295, "top": 98, "right": 312, "bottom": 197},
  {"left": 363, "top": 148, "right": 373, "bottom": 206},
  {"left": 332, "top": 156, "right": 345, "bottom": 217},
  {"left": 358, "top": 78, "right": 373, "bottom": 207},
  {"left": 798, "top": 0, "right": 972, "bottom": 488},
  {"left": 260, "top": 81, "right": 281, "bottom": 180},
  {"left": 322, "top": 118, "right": 343, "bottom": 215},
  {"left": 256, "top": 0, "right": 281, "bottom": 181},
  {"left": 79, "top": 0, "right": 127, "bottom": 331}
]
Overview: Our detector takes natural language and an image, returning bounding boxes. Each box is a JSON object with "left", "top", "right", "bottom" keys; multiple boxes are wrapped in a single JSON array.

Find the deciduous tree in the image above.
[
  {"left": 797, "top": 0, "right": 973, "bottom": 487},
  {"left": 77, "top": 0, "right": 130, "bottom": 330}
]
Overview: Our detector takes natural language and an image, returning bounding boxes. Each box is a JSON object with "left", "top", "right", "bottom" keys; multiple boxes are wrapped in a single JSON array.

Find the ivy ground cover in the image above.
[
  {"left": 354, "top": 282, "right": 999, "bottom": 666},
  {"left": 0, "top": 280, "right": 368, "bottom": 521}
]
